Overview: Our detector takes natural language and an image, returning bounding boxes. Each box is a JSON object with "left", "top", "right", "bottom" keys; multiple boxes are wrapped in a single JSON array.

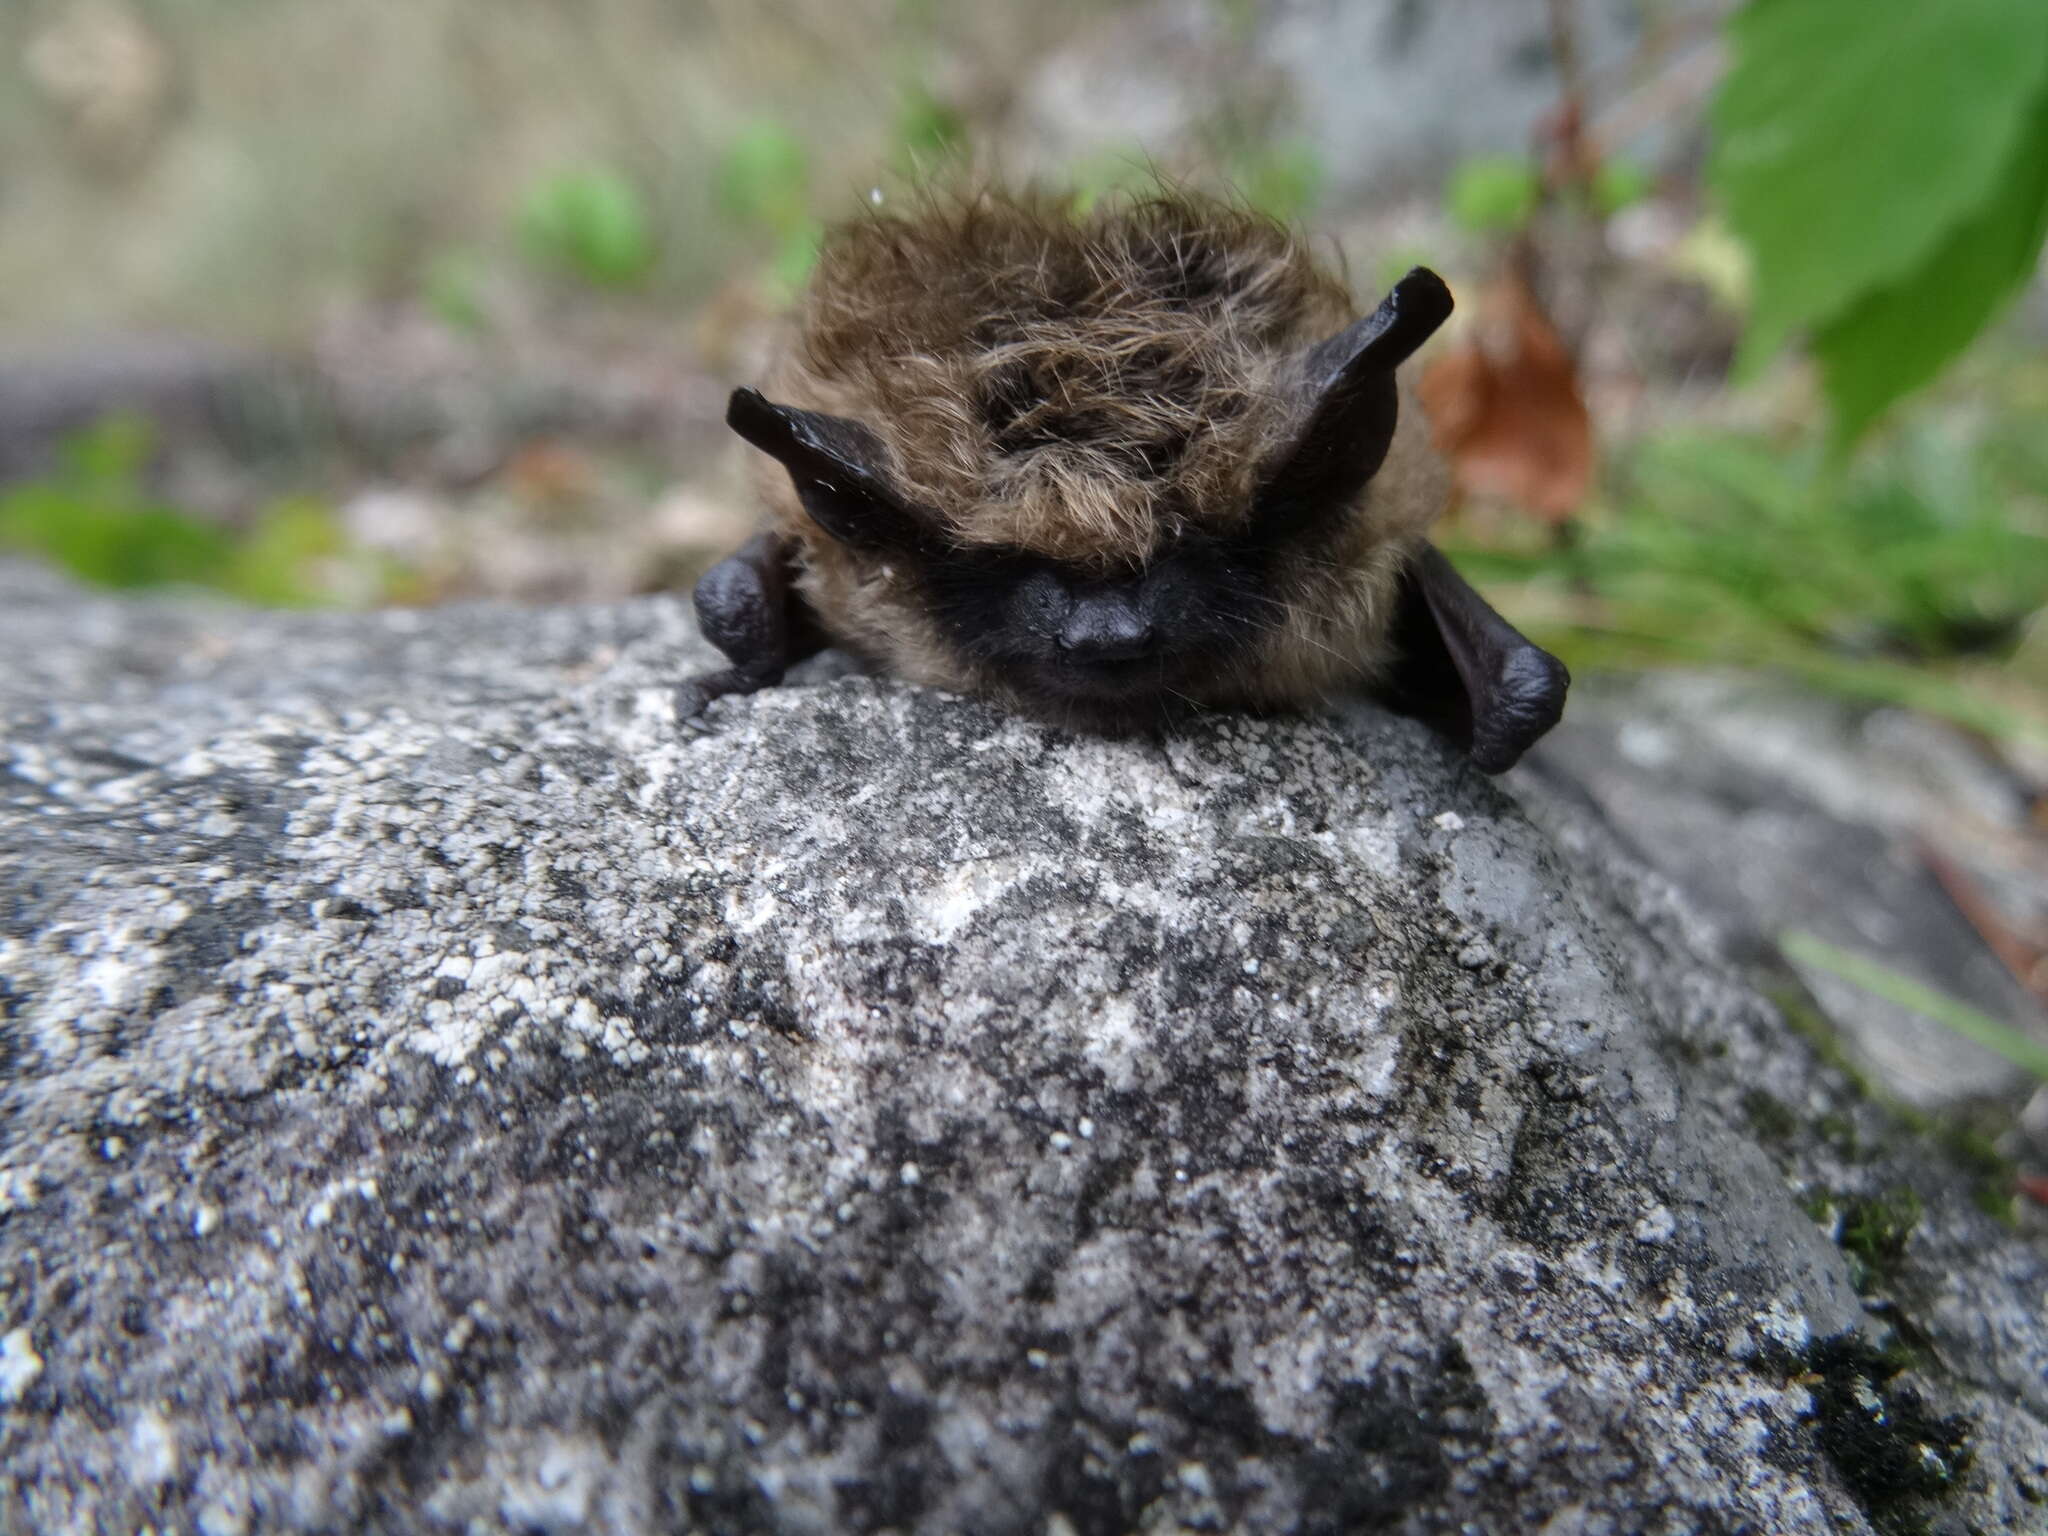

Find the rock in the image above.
[
  {"left": 1258, "top": 0, "right": 1720, "bottom": 201},
  {"left": 3, "top": 557, "right": 2047, "bottom": 1534},
  {"left": 1522, "top": 671, "right": 2048, "bottom": 1111},
  {"left": 1008, "top": 0, "right": 1734, "bottom": 207}
]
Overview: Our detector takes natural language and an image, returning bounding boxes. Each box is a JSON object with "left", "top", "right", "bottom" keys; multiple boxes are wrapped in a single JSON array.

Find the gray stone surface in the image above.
[
  {"left": 1522, "top": 672, "right": 2048, "bottom": 1111},
  {"left": 2, "top": 558, "right": 2047, "bottom": 1534},
  {"left": 1012, "top": 0, "right": 1732, "bottom": 206}
]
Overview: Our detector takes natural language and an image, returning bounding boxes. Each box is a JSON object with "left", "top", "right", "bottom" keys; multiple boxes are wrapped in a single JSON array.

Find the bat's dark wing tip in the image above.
[
  {"left": 1464, "top": 643, "right": 1570, "bottom": 774},
  {"left": 1384, "top": 543, "right": 1570, "bottom": 775}
]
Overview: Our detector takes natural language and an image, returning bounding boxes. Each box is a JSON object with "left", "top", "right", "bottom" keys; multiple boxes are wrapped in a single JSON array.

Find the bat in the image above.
[{"left": 681, "top": 191, "right": 1567, "bottom": 773}]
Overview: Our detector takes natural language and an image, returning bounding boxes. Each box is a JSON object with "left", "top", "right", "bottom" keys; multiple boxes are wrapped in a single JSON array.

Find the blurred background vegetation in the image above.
[{"left": 0, "top": 1, "right": 2043, "bottom": 799}]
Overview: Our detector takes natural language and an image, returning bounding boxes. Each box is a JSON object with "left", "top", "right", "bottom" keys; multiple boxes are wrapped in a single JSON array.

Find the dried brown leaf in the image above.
[{"left": 1417, "top": 275, "right": 1595, "bottom": 523}]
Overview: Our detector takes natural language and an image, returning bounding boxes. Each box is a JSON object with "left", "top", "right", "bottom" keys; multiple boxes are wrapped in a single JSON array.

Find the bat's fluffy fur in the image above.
[{"left": 751, "top": 189, "right": 1450, "bottom": 714}]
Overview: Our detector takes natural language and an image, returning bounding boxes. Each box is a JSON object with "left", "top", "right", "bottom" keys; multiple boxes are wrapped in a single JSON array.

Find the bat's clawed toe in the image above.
[{"left": 673, "top": 665, "right": 784, "bottom": 729}]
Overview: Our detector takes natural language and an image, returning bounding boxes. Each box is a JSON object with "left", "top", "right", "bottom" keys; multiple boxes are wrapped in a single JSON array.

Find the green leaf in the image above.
[
  {"left": 1814, "top": 86, "right": 2048, "bottom": 443},
  {"left": 1066, "top": 151, "right": 1161, "bottom": 215},
  {"left": 518, "top": 166, "right": 656, "bottom": 290},
  {"left": 1711, "top": 0, "right": 2048, "bottom": 366},
  {"left": 1446, "top": 154, "right": 1540, "bottom": 235},
  {"left": 0, "top": 416, "right": 370, "bottom": 605},
  {"left": 0, "top": 420, "right": 239, "bottom": 593}
]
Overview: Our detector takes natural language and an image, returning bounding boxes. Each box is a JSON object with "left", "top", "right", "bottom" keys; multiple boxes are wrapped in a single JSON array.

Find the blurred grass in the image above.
[
  {"left": 1783, "top": 930, "right": 2048, "bottom": 1081},
  {"left": 0, "top": 415, "right": 399, "bottom": 606},
  {"left": 1446, "top": 353, "right": 2048, "bottom": 753}
]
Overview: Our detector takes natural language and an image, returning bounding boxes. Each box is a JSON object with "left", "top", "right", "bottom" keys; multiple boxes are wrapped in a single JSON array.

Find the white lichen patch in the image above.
[
  {"left": 128, "top": 1408, "right": 179, "bottom": 1487},
  {"left": 0, "top": 1327, "right": 43, "bottom": 1403},
  {"left": 902, "top": 856, "right": 1034, "bottom": 945}
]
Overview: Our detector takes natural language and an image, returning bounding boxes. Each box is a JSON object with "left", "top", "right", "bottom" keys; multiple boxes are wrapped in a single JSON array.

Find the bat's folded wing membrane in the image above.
[{"left": 1383, "top": 543, "right": 1568, "bottom": 774}]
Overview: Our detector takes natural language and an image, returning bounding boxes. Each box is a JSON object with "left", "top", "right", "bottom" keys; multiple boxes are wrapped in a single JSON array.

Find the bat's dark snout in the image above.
[{"left": 1058, "top": 595, "right": 1154, "bottom": 662}]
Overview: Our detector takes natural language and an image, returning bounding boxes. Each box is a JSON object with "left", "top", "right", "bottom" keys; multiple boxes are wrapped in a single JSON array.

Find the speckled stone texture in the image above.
[{"left": 2, "top": 557, "right": 2045, "bottom": 1535}]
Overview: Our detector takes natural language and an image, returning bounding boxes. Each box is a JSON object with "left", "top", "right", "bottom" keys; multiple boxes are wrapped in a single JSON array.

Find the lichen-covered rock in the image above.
[{"left": 1, "top": 557, "right": 2044, "bottom": 1535}]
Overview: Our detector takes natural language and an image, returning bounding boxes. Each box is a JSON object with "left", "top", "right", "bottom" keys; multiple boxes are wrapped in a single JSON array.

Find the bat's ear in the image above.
[
  {"left": 1253, "top": 268, "right": 1455, "bottom": 540},
  {"left": 1383, "top": 543, "right": 1568, "bottom": 773},
  {"left": 727, "top": 388, "right": 930, "bottom": 554}
]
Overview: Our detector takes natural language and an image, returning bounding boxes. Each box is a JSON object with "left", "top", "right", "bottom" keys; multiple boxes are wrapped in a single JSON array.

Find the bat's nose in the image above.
[{"left": 1058, "top": 596, "right": 1154, "bottom": 661}]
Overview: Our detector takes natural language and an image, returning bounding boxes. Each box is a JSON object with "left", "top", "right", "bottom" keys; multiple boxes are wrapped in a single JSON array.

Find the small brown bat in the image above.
[{"left": 682, "top": 191, "right": 1567, "bottom": 772}]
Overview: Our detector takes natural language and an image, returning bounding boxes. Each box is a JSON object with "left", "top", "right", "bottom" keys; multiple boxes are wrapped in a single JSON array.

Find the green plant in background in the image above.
[
  {"left": 1444, "top": 151, "right": 1645, "bottom": 236},
  {"left": 421, "top": 247, "right": 490, "bottom": 333},
  {"left": 223, "top": 496, "right": 352, "bottom": 607},
  {"left": 1226, "top": 138, "right": 1325, "bottom": 222},
  {"left": 0, "top": 415, "right": 360, "bottom": 607},
  {"left": 1065, "top": 149, "right": 1169, "bottom": 216},
  {"left": 2, "top": 416, "right": 235, "bottom": 591},
  {"left": 892, "top": 85, "right": 968, "bottom": 177},
  {"left": 1449, "top": 401, "right": 2048, "bottom": 750},
  {"left": 715, "top": 118, "right": 821, "bottom": 295},
  {"left": 517, "top": 164, "right": 657, "bottom": 290},
  {"left": 1446, "top": 154, "right": 1542, "bottom": 235},
  {"left": 1589, "top": 157, "right": 1651, "bottom": 219},
  {"left": 1596, "top": 427, "right": 2048, "bottom": 660},
  {"left": 1783, "top": 931, "right": 2048, "bottom": 1083},
  {"left": 1712, "top": 0, "right": 2048, "bottom": 446}
]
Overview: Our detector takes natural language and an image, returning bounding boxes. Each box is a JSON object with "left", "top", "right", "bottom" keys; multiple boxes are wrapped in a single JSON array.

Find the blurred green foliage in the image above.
[
  {"left": 715, "top": 120, "right": 823, "bottom": 295},
  {"left": 1066, "top": 151, "right": 1169, "bottom": 215},
  {"left": 715, "top": 121, "right": 812, "bottom": 231},
  {"left": 1589, "top": 158, "right": 1651, "bottom": 219},
  {"left": 422, "top": 247, "right": 491, "bottom": 333},
  {"left": 1712, "top": 0, "right": 2048, "bottom": 445},
  {"left": 1784, "top": 930, "right": 2048, "bottom": 1083},
  {"left": 1446, "top": 154, "right": 1541, "bottom": 235},
  {"left": 517, "top": 166, "right": 657, "bottom": 290},
  {"left": 1444, "top": 151, "right": 1647, "bottom": 236},
  {"left": 1453, "top": 399, "right": 2048, "bottom": 748},
  {"left": 1226, "top": 139, "right": 1325, "bottom": 222},
  {"left": 892, "top": 87, "right": 970, "bottom": 174},
  {"left": 1583, "top": 428, "right": 2047, "bottom": 659},
  {"left": 0, "top": 416, "right": 358, "bottom": 606}
]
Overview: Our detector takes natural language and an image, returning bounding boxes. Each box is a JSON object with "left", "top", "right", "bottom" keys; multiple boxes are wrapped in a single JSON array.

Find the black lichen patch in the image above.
[
  {"left": 1741, "top": 1087, "right": 1800, "bottom": 1146},
  {"left": 1296, "top": 1344, "right": 1496, "bottom": 1535},
  {"left": 1792, "top": 1334, "right": 1973, "bottom": 1535},
  {"left": 1037, "top": 1405, "right": 1173, "bottom": 1536}
]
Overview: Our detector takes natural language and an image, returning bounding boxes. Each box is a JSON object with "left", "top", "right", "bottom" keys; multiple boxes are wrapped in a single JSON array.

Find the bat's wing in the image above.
[
  {"left": 677, "top": 530, "right": 827, "bottom": 720},
  {"left": 1383, "top": 543, "right": 1568, "bottom": 773}
]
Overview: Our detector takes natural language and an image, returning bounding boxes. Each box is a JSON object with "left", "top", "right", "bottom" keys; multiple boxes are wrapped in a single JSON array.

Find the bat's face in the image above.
[
  {"left": 918, "top": 535, "right": 1269, "bottom": 711},
  {"left": 729, "top": 269, "right": 1456, "bottom": 722}
]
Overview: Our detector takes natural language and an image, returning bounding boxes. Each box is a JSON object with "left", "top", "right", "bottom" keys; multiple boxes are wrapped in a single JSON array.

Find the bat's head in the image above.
[{"left": 729, "top": 196, "right": 1463, "bottom": 727}]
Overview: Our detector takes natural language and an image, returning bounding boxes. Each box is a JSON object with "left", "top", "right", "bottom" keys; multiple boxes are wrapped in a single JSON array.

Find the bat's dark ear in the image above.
[
  {"left": 727, "top": 388, "right": 930, "bottom": 554},
  {"left": 1384, "top": 543, "right": 1568, "bottom": 773},
  {"left": 1253, "top": 268, "right": 1455, "bottom": 540}
]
